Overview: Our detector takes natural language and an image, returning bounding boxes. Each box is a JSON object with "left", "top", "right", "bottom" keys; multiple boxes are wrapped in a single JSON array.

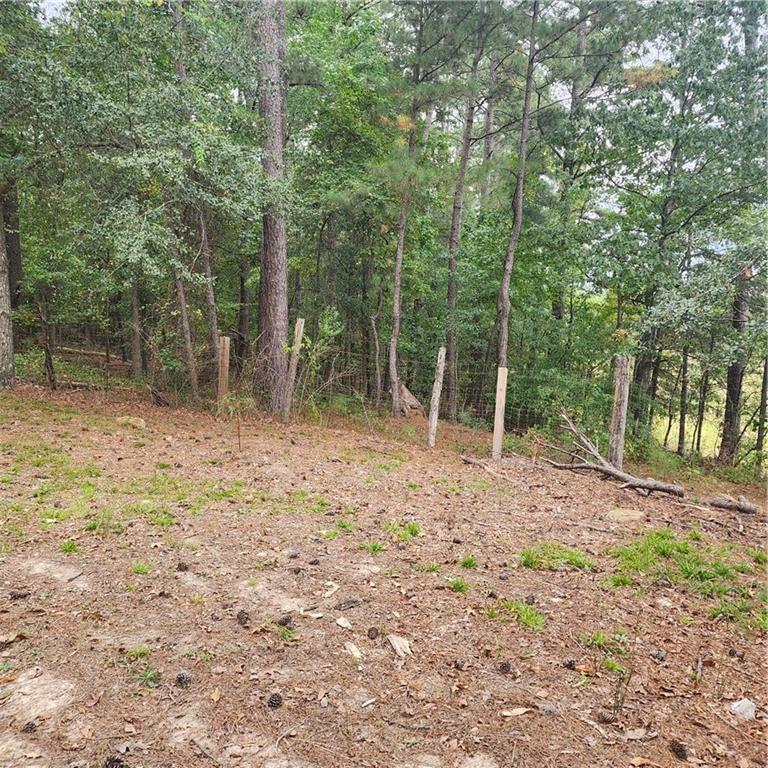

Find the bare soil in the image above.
[{"left": 0, "top": 384, "right": 765, "bottom": 768}]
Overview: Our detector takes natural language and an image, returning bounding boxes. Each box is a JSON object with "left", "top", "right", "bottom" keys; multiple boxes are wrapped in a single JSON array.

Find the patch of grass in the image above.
[
  {"left": 155, "top": 461, "right": 171, "bottom": 470},
  {"left": 84, "top": 510, "right": 124, "bottom": 536},
  {"left": 747, "top": 546, "right": 767, "bottom": 567},
  {"left": 360, "top": 541, "right": 384, "bottom": 554},
  {"left": 483, "top": 606, "right": 500, "bottom": 619},
  {"left": 138, "top": 667, "right": 161, "bottom": 688},
  {"left": 275, "top": 624, "right": 296, "bottom": 642},
  {"left": 606, "top": 573, "right": 633, "bottom": 588},
  {"left": 131, "top": 561, "right": 151, "bottom": 575},
  {"left": 603, "top": 658, "right": 624, "bottom": 674},
  {"left": 125, "top": 645, "right": 151, "bottom": 660},
  {"left": 582, "top": 629, "right": 629, "bottom": 657},
  {"left": 189, "top": 594, "right": 205, "bottom": 605},
  {"left": 459, "top": 554, "right": 477, "bottom": 569},
  {"left": 501, "top": 599, "right": 545, "bottom": 630},
  {"left": 323, "top": 528, "right": 340, "bottom": 539},
  {"left": 58, "top": 539, "right": 80, "bottom": 553},
  {"left": 414, "top": 562, "right": 440, "bottom": 573},
  {"left": 383, "top": 520, "right": 421, "bottom": 541},
  {"left": 520, "top": 542, "right": 595, "bottom": 571},
  {"left": 336, "top": 519, "right": 355, "bottom": 532},
  {"left": 404, "top": 481, "right": 420, "bottom": 490},
  {"left": 447, "top": 577, "right": 469, "bottom": 593}
]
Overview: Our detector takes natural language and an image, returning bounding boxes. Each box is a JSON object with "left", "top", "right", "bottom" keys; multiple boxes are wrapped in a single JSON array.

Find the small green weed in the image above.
[
  {"left": 520, "top": 542, "right": 595, "bottom": 571},
  {"left": 501, "top": 599, "right": 545, "bottom": 630},
  {"left": 447, "top": 577, "right": 469, "bottom": 593},
  {"left": 131, "top": 561, "right": 150, "bottom": 575},
  {"left": 414, "top": 562, "right": 440, "bottom": 573},
  {"left": 125, "top": 645, "right": 151, "bottom": 661},
  {"left": 138, "top": 667, "right": 161, "bottom": 688},
  {"left": 459, "top": 554, "right": 477, "bottom": 569},
  {"left": 360, "top": 541, "right": 384, "bottom": 554},
  {"left": 59, "top": 539, "right": 80, "bottom": 553}
]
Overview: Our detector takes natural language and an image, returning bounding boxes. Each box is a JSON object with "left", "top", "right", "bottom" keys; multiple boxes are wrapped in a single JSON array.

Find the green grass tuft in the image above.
[
  {"left": 501, "top": 599, "right": 545, "bottom": 630},
  {"left": 520, "top": 542, "right": 595, "bottom": 571}
]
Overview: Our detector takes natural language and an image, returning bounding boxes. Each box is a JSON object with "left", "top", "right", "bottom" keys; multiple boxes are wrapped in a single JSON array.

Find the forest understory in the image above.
[{"left": 0, "top": 384, "right": 765, "bottom": 768}]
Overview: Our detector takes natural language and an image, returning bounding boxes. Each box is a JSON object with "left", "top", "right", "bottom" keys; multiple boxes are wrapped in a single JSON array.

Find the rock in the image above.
[
  {"left": 538, "top": 701, "right": 557, "bottom": 715},
  {"left": 607, "top": 508, "right": 645, "bottom": 523},
  {"left": 459, "top": 755, "right": 499, "bottom": 768},
  {"left": 729, "top": 698, "right": 756, "bottom": 720},
  {"left": 650, "top": 648, "right": 667, "bottom": 662},
  {"left": 117, "top": 416, "right": 146, "bottom": 430}
]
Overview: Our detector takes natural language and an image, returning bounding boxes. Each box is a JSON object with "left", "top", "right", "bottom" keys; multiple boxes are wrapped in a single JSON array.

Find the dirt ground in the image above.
[{"left": 0, "top": 384, "right": 766, "bottom": 768}]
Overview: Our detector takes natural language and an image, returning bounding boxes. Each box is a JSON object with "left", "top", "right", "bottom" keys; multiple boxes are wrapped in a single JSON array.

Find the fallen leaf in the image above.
[
  {"left": 344, "top": 641, "right": 363, "bottom": 660},
  {"left": 336, "top": 617, "right": 352, "bottom": 630},
  {"left": 387, "top": 634, "right": 412, "bottom": 658},
  {"left": 323, "top": 582, "right": 340, "bottom": 598},
  {"left": 501, "top": 707, "right": 532, "bottom": 717},
  {"left": 211, "top": 687, "right": 221, "bottom": 703},
  {"left": 625, "top": 727, "right": 647, "bottom": 740}
]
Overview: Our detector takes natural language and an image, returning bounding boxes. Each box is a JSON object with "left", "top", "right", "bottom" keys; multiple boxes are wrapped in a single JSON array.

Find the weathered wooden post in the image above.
[
  {"left": 217, "top": 335, "right": 231, "bottom": 402},
  {"left": 282, "top": 317, "right": 305, "bottom": 422},
  {"left": 608, "top": 353, "right": 630, "bottom": 470},
  {"left": 427, "top": 346, "right": 446, "bottom": 448},
  {"left": 491, "top": 366, "right": 508, "bottom": 461}
]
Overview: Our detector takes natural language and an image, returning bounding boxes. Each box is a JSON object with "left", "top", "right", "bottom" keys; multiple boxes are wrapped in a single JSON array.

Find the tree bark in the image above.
[
  {"left": 718, "top": 267, "right": 750, "bottom": 463},
  {"left": 371, "top": 287, "right": 383, "bottom": 408},
  {"left": 174, "top": 270, "right": 200, "bottom": 402},
  {"left": 2, "top": 182, "right": 22, "bottom": 310},
  {"left": 234, "top": 255, "right": 251, "bottom": 376},
  {"left": 130, "top": 273, "right": 143, "bottom": 379},
  {"left": 676, "top": 345, "right": 688, "bottom": 455},
  {"left": 0, "top": 203, "right": 14, "bottom": 388},
  {"left": 252, "top": 0, "right": 289, "bottom": 413},
  {"left": 756, "top": 355, "right": 767, "bottom": 461},
  {"left": 692, "top": 331, "right": 714, "bottom": 453},
  {"left": 480, "top": 57, "right": 497, "bottom": 199},
  {"left": 198, "top": 209, "right": 219, "bottom": 369},
  {"left": 608, "top": 354, "right": 630, "bottom": 470},
  {"left": 445, "top": 57, "right": 480, "bottom": 423},
  {"left": 497, "top": 0, "right": 538, "bottom": 367},
  {"left": 389, "top": 195, "right": 409, "bottom": 417}
]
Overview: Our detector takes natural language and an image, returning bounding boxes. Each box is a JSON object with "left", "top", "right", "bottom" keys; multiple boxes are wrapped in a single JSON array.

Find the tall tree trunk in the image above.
[
  {"left": 0, "top": 203, "right": 14, "bottom": 388},
  {"left": 480, "top": 57, "right": 497, "bottom": 199},
  {"left": 252, "top": 0, "right": 289, "bottom": 413},
  {"left": 174, "top": 271, "right": 199, "bottom": 402},
  {"left": 756, "top": 355, "right": 767, "bottom": 462},
  {"left": 234, "top": 255, "right": 251, "bottom": 377},
  {"left": 198, "top": 209, "right": 219, "bottom": 369},
  {"left": 130, "top": 273, "right": 143, "bottom": 379},
  {"left": 2, "top": 182, "right": 22, "bottom": 310},
  {"left": 676, "top": 346, "right": 688, "bottom": 455},
  {"left": 446, "top": 55, "right": 481, "bottom": 423},
  {"left": 389, "top": 194, "right": 409, "bottom": 416},
  {"left": 663, "top": 363, "right": 682, "bottom": 449},
  {"left": 371, "top": 287, "right": 383, "bottom": 408},
  {"left": 718, "top": 267, "right": 750, "bottom": 463},
  {"left": 497, "top": 0, "right": 538, "bottom": 367}
]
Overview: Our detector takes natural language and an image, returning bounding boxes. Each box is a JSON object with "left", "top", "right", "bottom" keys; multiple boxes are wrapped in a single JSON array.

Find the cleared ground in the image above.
[{"left": 0, "top": 384, "right": 765, "bottom": 768}]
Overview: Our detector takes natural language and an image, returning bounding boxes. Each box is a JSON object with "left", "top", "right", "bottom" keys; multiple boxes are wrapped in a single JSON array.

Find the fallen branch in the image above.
[
  {"left": 544, "top": 458, "right": 685, "bottom": 497},
  {"left": 460, "top": 454, "right": 506, "bottom": 480},
  {"left": 545, "top": 412, "right": 685, "bottom": 497},
  {"left": 706, "top": 494, "right": 757, "bottom": 515}
]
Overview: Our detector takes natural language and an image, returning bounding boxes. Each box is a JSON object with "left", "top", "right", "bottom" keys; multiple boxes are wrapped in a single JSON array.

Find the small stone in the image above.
[
  {"left": 453, "top": 659, "right": 465, "bottom": 670},
  {"left": 175, "top": 670, "right": 192, "bottom": 688},
  {"left": 524, "top": 594, "right": 535, "bottom": 605},
  {"left": 562, "top": 658, "right": 576, "bottom": 670},
  {"left": 267, "top": 692, "right": 283, "bottom": 710},
  {"left": 276, "top": 614, "right": 293, "bottom": 628},
  {"left": 452, "top": 537, "right": 462, "bottom": 544},
  {"left": 650, "top": 648, "right": 667, "bottom": 662},
  {"left": 367, "top": 626, "right": 379, "bottom": 640},
  {"left": 728, "top": 648, "right": 745, "bottom": 660},
  {"left": 236, "top": 609, "right": 250, "bottom": 626},
  {"left": 286, "top": 550, "right": 300, "bottom": 559},
  {"left": 319, "top": 696, "right": 329, "bottom": 708},
  {"left": 499, "top": 571, "right": 509, "bottom": 581},
  {"left": 308, "top": 558, "right": 320, "bottom": 565},
  {"left": 499, "top": 661, "right": 512, "bottom": 675},
  {"left": 291, "top": 567, "right": 302, "bottom": 575},
  {"left": 538, "top": 701, "right": 557, "bottom": 715},
  {"left": 9, "top": 589, "right": 30, "bottom": 600},
  {"left": 487, "top": 590, "right": 498, "bottom": 599}
]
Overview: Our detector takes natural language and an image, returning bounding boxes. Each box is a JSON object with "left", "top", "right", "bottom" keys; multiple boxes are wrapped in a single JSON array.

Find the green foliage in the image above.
[
  {"left": 520, "top": 542, "right": 596, "bottom": 571},
  {"left": 501, "top": 599, "right": 545, "bottom": 630}
]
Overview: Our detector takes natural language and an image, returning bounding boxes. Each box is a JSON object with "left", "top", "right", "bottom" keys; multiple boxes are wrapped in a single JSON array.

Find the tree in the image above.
[{"left": 252, "top": 0, "right": 289, "bottom": 413}]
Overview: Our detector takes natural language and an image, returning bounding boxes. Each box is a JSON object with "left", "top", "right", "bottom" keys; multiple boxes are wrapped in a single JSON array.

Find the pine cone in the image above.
[{"left": 267, "top": 692, "right": 283, "bottom": 710}]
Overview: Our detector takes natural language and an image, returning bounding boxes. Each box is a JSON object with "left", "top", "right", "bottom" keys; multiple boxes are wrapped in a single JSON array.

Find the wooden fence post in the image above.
[
  {"left": 427, "top": 346, "right": 446, "bottom": 448},
  {"left": 491, "top": 366, "right": 508, "bottom": 461},
  {"left": 217, "top": 335, "right": 230, "bottom": 403},
  {"left": 282, "top": 317, "right": 305, "bottom": 422},
  {"left": 608, "top": 353, "right": 630, "bottom": 470}
]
